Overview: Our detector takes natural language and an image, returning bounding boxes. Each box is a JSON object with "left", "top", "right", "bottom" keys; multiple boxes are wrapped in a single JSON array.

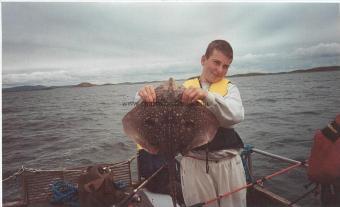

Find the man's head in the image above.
[{"left": 200, "top": 40, "right": 233, "bottom": 83}]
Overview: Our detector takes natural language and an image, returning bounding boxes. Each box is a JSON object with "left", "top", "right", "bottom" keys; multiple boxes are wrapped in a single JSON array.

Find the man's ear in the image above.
[{"left": 201, "top": 55, "right": 206, "bottom": 65}]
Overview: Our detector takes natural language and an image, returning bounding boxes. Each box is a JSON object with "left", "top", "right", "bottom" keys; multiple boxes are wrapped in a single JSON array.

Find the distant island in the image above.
[
  {"left": 74, "top": 82, "right": 97, "bottom": 87},
  {"left": 229, "top": 66, "right": 340, "bottom": 77},
  {"left": 2, "top": 85, "right": 51, "bottom": 92},
  {"left": 3, "top": 66, "right": 339, "bottom": 92}
]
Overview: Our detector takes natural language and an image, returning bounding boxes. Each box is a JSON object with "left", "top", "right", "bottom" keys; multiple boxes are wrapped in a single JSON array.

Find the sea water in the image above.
[{"left": 2, "top": 70, "right": 340, "bottom": 205}]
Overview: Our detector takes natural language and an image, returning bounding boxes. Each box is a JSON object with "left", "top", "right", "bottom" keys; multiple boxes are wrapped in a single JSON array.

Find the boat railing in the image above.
[
  {"left": 3, "top": 148, "right": 310, "bottom": 207},
  {"left": 252, "top": 148, "right": 305, "bottom": 165},
  {"left": 246, "top": 147, "right": 307, "bottom": 182},
  {"left": 2, "top": 156, "right": 137, "bottom": 207},
  {"left": 241, "top": 147, "right": 310, "bottom": 207}
]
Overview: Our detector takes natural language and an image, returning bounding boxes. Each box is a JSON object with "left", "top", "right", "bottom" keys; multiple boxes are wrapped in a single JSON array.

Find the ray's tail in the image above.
[{"left": 168, "top": 159, "right": 178, "bottom": 207}]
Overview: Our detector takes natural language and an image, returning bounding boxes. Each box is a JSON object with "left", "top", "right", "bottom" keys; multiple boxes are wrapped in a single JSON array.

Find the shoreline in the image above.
[{"left": 3, "top": 66, "right": 339, "bottom": 92}]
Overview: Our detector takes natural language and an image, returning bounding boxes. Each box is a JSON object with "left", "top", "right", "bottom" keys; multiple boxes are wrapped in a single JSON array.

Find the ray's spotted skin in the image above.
[
  {"left": 122, "top": 78, "right": 219, "bottom": 157},
  {"left": 122, "top": 78, "right": 219, "bottom": 207}
]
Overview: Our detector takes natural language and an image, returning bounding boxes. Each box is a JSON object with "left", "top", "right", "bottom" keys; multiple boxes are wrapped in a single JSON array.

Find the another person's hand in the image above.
[
  {"left": 138, "top": 85, "right": 156, "bottom": 103},
  {"left": 181, "top": 87, "right": 208, "bottom": 104}
]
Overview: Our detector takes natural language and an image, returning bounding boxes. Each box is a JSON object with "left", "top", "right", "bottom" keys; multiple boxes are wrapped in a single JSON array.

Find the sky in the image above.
[{"left": 2, "top": 2, "right": 340, "bottom": 87}]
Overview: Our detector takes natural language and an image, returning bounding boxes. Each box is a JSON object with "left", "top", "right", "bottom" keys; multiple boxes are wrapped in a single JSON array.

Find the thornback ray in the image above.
[
  {"left": 122, "top": 78, "right": 219, "bottom": 156},
  {"left": 122, "top": 78, "right": 219, "bottom": 207}
]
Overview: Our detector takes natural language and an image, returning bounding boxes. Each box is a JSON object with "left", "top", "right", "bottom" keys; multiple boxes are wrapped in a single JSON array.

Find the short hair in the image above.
[{"left": 205, "top": 40, "right": 233, "bottom": 60}]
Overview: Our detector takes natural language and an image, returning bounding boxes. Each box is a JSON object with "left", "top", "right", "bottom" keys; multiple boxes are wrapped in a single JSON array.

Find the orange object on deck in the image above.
[{"left": 308, "top": 115, "right": 340, "bottom": 184}]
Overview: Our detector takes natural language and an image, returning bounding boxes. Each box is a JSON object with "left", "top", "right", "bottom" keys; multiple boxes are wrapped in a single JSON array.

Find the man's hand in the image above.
[
  {"left": 181, "top": 87, "right": 208, "bottom": 104},
  {"left": 138, "top": 85, "right": 156, "bottom": 103}
]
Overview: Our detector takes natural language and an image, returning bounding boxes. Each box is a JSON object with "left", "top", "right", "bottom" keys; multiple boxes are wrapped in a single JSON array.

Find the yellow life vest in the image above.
[
  {"left": 183, "top": 76, "right": 230, "bottom": 97},
  {"left": 136, "top": 76, "right": 230, "bottom": 151},
  {"left": 183, "top": 76, "right": 244, "bottom": 152}
]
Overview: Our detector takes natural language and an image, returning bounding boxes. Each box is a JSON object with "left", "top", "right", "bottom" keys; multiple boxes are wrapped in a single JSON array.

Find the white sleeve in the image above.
[
  {"left": 204, "top": 83, "right": 244, "bottom": 128},
  {"left": 134, "top": 92, "right": 141, "bottom": 103}
]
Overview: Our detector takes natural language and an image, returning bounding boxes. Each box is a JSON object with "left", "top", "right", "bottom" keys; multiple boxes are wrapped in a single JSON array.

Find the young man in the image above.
[{"left": 138, "top": 40, "right": 246, "bottom": 207}]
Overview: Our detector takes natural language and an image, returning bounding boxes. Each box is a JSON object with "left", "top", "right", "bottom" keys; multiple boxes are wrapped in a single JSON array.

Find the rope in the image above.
[
  {"left": 241, "top": 144, "right": 254, "bottom": 183},
  {"left": 50, "top": 180, "right": 79, "bottom": 207},
  {"left": 3, "top": 167, "right": 83, "bottom": 182},
  {"left": 2, "top": 167, "right": 83, "bottom": 183},
  {"left": 3, "top": 157, "right": 135, "bottom": 182},
  {"left": 2, "top": 166, "right": 25, "bottom": 182},
  {"left": 23, "top": 168, "right": 82, "bottom": 172}
]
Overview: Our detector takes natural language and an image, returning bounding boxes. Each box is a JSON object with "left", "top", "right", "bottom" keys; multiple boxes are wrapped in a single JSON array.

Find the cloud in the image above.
[
  {"left": 235, "top": 42, "right": 340, "bottom": 64},
  {"left": 236, "top": 53, "right": 278, "bottom": 63},
  {"left": 2, "top": 3, "right": 339, "bottom": 86},
  {"left": 233, "top": 42, "right": 340, "bottom": 73},
  {"left": 291, "top": 43, "right": 340, "bottom": 58},
  {"left": 2, "top": 58, "right": 199, "bottom": 87},
  {"left": 3, "top": 71, "right": 77, "bottom": 87}
]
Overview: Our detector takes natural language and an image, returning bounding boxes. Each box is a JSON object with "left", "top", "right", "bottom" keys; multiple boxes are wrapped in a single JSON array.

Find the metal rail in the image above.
[{"left": 252, "top": 148, "right": 307, "bottom": 166}]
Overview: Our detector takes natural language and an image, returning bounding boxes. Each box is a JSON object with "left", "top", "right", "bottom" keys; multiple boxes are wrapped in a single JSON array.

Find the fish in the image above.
[
  {"left": 122, "top": 78, "right": 219, "bottom": 206},
  {"left": 122, "top": 78, "right": 219, "bottom": 156}
]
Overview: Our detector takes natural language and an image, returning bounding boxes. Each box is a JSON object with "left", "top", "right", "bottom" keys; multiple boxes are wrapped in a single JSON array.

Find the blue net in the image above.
[{"left": 50, "top": 180, "right": 79, "bottom": 207}]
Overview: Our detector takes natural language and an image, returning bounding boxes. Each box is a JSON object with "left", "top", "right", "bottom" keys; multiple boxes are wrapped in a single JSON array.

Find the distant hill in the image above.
[
  {"left": 2, "top": 85, "right": 52, "bottom": 92},
  {"left": 3, "top": 66, "right": 339, "bottom": 92},
  {"left": 118, "top": 80, "right": 163, "bottom": 86},
  {"left": 288, "top": 66, "right": 340, "bottom": 73},
  {"left": 230, "top": 72, "right": 268, "bottom": 77},
  {"left": 74, "top": 82, "right": 97, "bottom": 87},
  {"left": 230, "top": 66, "right": 340, "bottom": 77}
]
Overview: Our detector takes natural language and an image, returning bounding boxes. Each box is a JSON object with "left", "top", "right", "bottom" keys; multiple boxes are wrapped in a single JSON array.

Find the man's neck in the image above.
[{"left": 199, "top": 75, "right": 210, "bottom": 85}]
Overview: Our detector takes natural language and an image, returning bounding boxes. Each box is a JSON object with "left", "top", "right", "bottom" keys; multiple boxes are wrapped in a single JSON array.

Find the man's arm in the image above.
[{"left": 204, "top": 83, "right": 244, "bottom": 128}]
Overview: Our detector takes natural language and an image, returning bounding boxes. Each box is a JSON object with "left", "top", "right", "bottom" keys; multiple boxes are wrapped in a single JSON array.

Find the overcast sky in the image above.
[{"left": 2, "top": 2, "right": 340, "bottom": 87}]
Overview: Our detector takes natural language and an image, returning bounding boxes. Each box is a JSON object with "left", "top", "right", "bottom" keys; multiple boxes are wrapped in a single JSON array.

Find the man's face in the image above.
[{"left": 200, "top": 49, "right": 232, "bottom": 83}]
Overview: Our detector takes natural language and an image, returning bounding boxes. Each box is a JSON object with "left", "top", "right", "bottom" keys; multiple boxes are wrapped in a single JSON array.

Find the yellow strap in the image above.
[
  {"left": 183, "top": 77, "right": 229, "bottom": 96},
  {"left": 183, "top": 78, "right": 201, "bottom": 89}
]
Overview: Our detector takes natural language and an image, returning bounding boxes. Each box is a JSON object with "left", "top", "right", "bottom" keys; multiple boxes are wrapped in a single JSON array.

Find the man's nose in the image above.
[{"left": 216, "top": 65, "right": 224, "bottom": 74}]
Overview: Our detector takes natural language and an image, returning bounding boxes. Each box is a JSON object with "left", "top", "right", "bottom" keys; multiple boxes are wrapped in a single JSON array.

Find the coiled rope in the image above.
[{"left": 50, "top": 180, "right": 79, "bottom": 207}]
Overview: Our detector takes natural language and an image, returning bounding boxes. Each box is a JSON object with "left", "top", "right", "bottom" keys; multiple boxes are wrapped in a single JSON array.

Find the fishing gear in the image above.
[
  {"left": 116, "top": 165, "right": 165, "bottom": 207},
  {"left": 188, "top": 162, "right": 304, "bottom": 207}
]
